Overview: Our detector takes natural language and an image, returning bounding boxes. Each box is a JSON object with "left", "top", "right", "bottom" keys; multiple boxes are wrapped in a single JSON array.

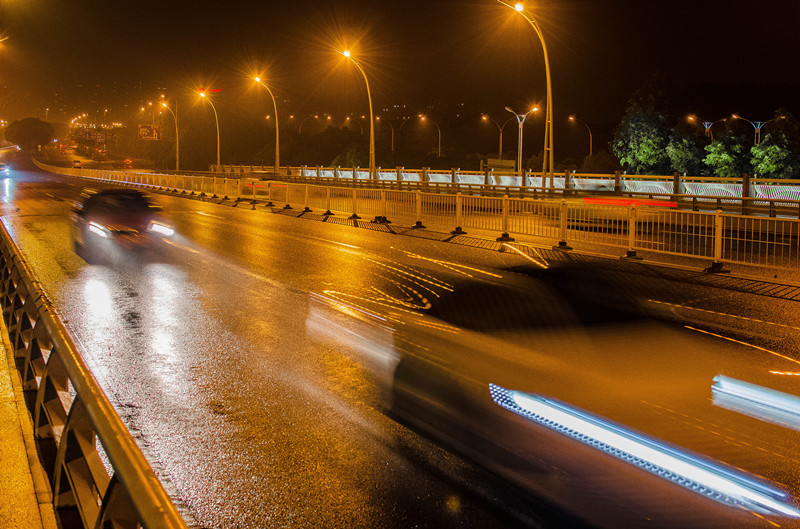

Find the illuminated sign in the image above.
[{"left": 137, "top": 124, "right": 162, "bottom": 141}]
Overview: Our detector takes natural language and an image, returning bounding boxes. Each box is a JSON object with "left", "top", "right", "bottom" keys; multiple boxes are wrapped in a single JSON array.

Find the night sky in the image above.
[{"left": 2, "top": 0, "right": 799, "bottom": 154}]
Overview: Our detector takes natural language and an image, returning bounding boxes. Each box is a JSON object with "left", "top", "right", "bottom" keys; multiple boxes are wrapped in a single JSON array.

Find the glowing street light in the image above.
[
  {"left": 482, "top": 114, "right": 516, "bottom": 159},
  {"left": 687, "top": 115, "right": 726, "bottom": 141},
  {"left": 342, "top": 50, "right": 376, "bottom": 179},
  {"left": 199, "top": 90, "right": 221, "bottom": 167},
  {"left": 498, "top": 1, "right": 554, "bottom": 180},
  {"left": 731, "top": 114, "right": 785, "bottom": 145},
  {"left": 254, "top": 76, "right": 281, "bottom": 173},
  {"left": 419, "top": 115, "right": 442, "bottom": 157},
  {"left": 505, "top": 106, "right": 538, "bottom": 176},
  {"left": 161, "top": 102, "right": 180, "bottom": 171},
  {"left": 569, "top": 116, "right": 593, "bottom": 156}
]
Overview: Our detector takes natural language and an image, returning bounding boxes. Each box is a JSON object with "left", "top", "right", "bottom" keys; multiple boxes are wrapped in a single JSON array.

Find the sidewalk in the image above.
[{"left": 0, "top": 321, "right": 56, "bottom": 529}]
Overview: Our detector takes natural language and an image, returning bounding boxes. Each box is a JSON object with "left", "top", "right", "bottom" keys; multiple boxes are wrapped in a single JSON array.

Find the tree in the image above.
[
  {"left": 666, "top": 131, "right": 705, "bottom": 175},
  {"left": 4, "top": 118, "right": 55, "bottom": 152},
  {"left": 580, "top": 150, "right": 621, "bottom": 174},
  {"left": 703, "top": 132, "right": 750, "bottom": 178},
  {"left": 750, "top": 133, "right": 799, "bottom": 179},
  {"left": 612, "top": 74, "right": 671, "bottom": 175}
]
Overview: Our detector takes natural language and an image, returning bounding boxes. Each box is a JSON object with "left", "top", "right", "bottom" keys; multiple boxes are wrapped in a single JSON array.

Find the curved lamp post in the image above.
[
  {"left": 342, "top": 50, "right": 376, "bottom": 179},
  {"left": 199, "top": 91, "right": 221, "bottom": 167},
  {"left": 569, "top": 115, "right": 592, "bottom": 156},
  {"left": 505, "top": 106, "right": 538, "bottom": 176},
  {"left": 687, "top": 115, "right": 726, "bottom": 141},
  {"left": 254, "top": 77, "right": 281, "bottom": 173},
  {"left": 376, "top": 116, "right": 395, "bottom": 152},
  {"left": 732, "top": 114, "right": 785, "bottom": 145},
  {"left": 161, "top": 102, "right": 179, "bottom": 171},
  {"left": 419, "top": 115, "right": 442, "bottom": 157},
  {"left": 482, "top": 114, "right": 516, "bottom": 159},
  {"left": 498, "top": 1, "right": 554, "bottom": 180}
]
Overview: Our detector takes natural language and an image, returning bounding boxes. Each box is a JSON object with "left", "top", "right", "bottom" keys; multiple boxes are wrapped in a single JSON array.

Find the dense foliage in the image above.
[
  {"left": 4, "top": 118, "right": 56, "bottom": 152},
  {"left": 612, "top": 75, "right": 799, "bottom": 178}
]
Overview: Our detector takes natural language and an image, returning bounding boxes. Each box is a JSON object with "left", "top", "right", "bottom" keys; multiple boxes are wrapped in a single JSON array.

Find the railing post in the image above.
[
  {"left": 484, "top": 167, "right": 491, "bottom": 187},
  {"left": 303, "top": 184, "right": 311, "bottom": 212},
  {"left": 414, "top": 190, "right": 425, "bottom": 228},
  {"left": 623, "top": 205, "right": 641, "bottom": 259},
  {"left": 396, "top": 166, "right": 403, "bottom": 187},
  {"left": 614, "top": 170, "right": 622, "bottom": 193},
  {"left": 496, "top": 195, "right": 514, "bottom": 242},
  {"left": 704, "top": 209, "right": 728, "bottom": 273},
  {"left": 348, "top": 187, "right": 360, "bottom": 220},
  {"left": 554, "top": 199, "right": 572, "bottom": 250},
  {"left": 263, "top": 181, "right": 273, "bottom": 207},
  {"left": 451, "top": 167, "right": 457, "bottom": 185},
  {"left": 323, "top": 187, "right": 332, "bottom": 216},
  {"left": 742, "top": 172, "right": 751, "bottom": 216},
  {"left": 451, "top": 192, "right": 466, "bottom": 235},
  {"left": 422, "top": 167, "right": 429, "bottom": 185},
  {"left": 376, "top": 190, "right": 388, "bottom": 223},
  {"left": 316, "top": 165, "right": 322, "bottom": 180}
]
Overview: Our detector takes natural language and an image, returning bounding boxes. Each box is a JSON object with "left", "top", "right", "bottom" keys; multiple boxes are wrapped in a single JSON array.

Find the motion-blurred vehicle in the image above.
[
  {"left": 70, "top": 188, "right": 174, "bottom": 263},
  {"left": 123, "top": 158, "right": 133, "bottom": 169},
  {"left": 0, "top": 163, "right": 8, "bottom": 174},
  {"left": 71, "top": 160, "right": 82, "bottom": 168},
  {"left": 308, "top": 263, "right": 800, "bottom": 529}
]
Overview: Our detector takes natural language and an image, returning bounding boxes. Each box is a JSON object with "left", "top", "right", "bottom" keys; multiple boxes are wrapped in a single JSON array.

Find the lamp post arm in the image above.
[
  {"left": 206, "top": 98, "right": 221, "bottom": 167},
  {"left": 346, "top": 56, "right": 375, "bottom": 179},
  {"left": 256, "top": 80, "right": 281, "bottom": 171},
  {"left": 163, "top": 104, "right": 179, "bottom": 171}
]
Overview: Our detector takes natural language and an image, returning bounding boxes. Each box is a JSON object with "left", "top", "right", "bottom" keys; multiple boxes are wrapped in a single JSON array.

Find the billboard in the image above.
[{"left": 138, "top": 124, "right": 162, "bottom": 141}]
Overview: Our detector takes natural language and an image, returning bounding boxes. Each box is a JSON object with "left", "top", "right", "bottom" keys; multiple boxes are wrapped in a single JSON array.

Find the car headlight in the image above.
[
  {"left": 88, "top": 222, "right": 111, "bottom": 238},
  {"left": 148, "top": 221, "right": 174, "bottom": 237}
]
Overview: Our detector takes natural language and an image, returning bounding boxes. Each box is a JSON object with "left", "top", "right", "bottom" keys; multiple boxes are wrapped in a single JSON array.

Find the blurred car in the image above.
[
  {"left": 0, "top": 163, "right": 8, "bottom": 174},
  {"left": 71, "top": 160, "right": 82, "bottom": 168},
  {"left": 123, "top": 158, "right": 133, "bottom": 169},
  {"left": 70, "top": 188, "right": 174, "bottom": 262},
  {"left": 307, "top": 263, "right": 800, "bottom": 529}
]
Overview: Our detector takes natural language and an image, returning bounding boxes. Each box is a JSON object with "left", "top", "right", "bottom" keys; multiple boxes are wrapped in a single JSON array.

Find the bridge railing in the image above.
[
  {"left": 33, "top": 160, "right": 800, "bottom": 271},
  {"left": 0, "top": 221, "right": 187, "bottom": 528}
]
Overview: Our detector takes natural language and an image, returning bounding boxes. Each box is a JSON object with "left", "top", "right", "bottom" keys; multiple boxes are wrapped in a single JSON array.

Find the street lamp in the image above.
[
  {"left": 254, "top": 76, "right": 281, "bottom": 173},
  {"left": 498, "top": 1, "right": 554, "bottom": 180},
  {"left": 569, "top": 116, "right": 593, "bottom": 156},
  {"left": 419, "top": 115, "right": 442, "bottom": 157},
  {"left": 376, "top": 116, "right": 395, "bottom": 152},
  {"left": 482, "top": 114, "right": 516, "bottom": 159},
  {"left": 505, "top": 106, "right": 538, "bottom": 176},
  {"left": 731, "top": 114, "right": 785, "bottom": 145},
  {"left": 161, "top": 102, "right": 180, "bottom": 171},
  {"left": 342, "top": 50, "right": 376, "bottom": 179},
  {"left": 346, "top": 116, "right": 364, "bottom": 135},
  {"left": 199, "top": 90, "right": 221, "bottom": 167},
  {"left": 687, "top": 115, "right": 726, "bottom": 141}
]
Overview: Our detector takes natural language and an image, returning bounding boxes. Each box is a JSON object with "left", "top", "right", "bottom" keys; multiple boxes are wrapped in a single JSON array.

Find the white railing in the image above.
[{"left": 34, "top": 160, "right": 800, "bottom": 271}]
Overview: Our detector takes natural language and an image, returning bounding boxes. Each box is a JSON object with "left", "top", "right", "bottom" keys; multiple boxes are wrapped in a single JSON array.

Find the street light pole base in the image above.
[
  {"left": 704, "top": 261, "right": 730, "bottom": 274},
  {"left": 451, "top": 226, "right": 467, "bottom": 235},
  {"left": 496, "top": 233, "right": 515, "bottom": 242},
  {"left": 553, "top": 241, "right": 573, "bottom": 251}
]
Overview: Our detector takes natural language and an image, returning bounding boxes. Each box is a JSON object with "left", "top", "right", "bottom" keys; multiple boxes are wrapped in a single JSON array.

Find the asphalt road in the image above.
[{"left": 4, "top": 157, "right": 800, "bottom": 529}]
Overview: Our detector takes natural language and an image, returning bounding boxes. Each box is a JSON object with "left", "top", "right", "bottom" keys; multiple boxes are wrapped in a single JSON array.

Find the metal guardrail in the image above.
[
  {"left": 33, "top": 160, "right": 800, "bottom": 270},
  {"left": 0, "top": 223, "right": 188, "bottom": 529}
]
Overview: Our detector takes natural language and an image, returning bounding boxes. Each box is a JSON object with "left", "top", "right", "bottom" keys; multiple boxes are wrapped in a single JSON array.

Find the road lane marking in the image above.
[
  {"left": 502, "top": 243, "right": 549, "bottom": 268},
  {"left": 194, "top": 211, "right": 225, "bottom": 219},
  {"left": 649, "top": 300, "right": 800, "bottom": 332},
  {"left": 684, "top": 325, "right": 800, "bottom": 366}
]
